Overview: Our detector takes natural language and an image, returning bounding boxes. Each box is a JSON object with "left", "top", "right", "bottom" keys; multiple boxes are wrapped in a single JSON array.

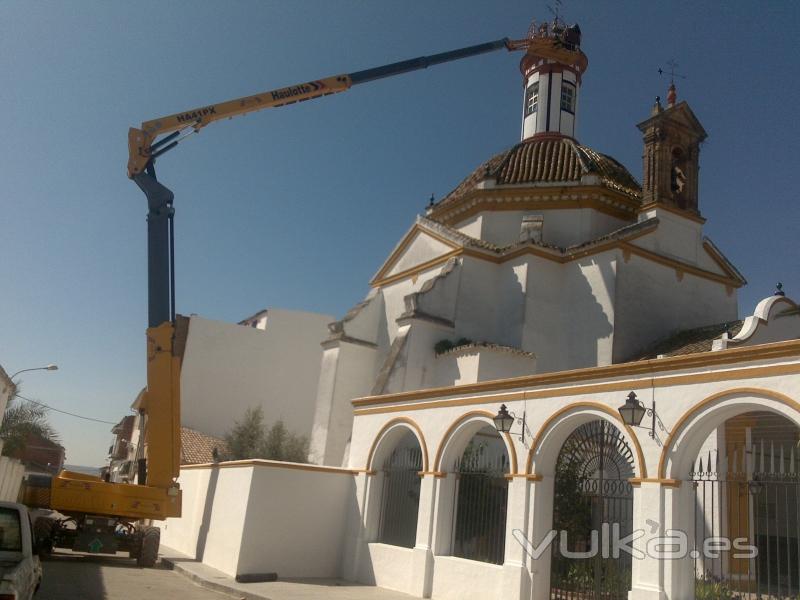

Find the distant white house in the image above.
[
  {"left": 0, "top": 365, "right": 31, "bottom": 501},
  {"left": 180, "top": 308, "right": 333, "bottom": 441}
]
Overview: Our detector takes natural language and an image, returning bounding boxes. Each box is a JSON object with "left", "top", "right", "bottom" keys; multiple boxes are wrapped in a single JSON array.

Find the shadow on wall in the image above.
[
  {"left": 195, "top": 465, "right": 220, "bottom": 561},
  {"left": 347, "top": 473, "right": 375, "bottom": 584},
  {"left": 495, "top": 259, "right": 526, "bottom": 350},
  {"left": 560, "top": 258, "right": 614, "bottom": 368}
]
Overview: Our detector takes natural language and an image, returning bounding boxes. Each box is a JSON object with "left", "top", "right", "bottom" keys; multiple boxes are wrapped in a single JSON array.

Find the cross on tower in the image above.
[
  {"left": 658, "top": 59, "right": 686, "bottom": 84},
  {"left": 659, "top": 59, "right": 686, "bottom": 107}
]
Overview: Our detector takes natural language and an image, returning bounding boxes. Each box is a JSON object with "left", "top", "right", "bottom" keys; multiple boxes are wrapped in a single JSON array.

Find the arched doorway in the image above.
[
  {"left": 451, "top": 425, "right": 509, "bottom": 565},
  {"left": 550, "top": 419, "right": 635, "bottom": 600},
  {"left": 376, "top": 429, "right": 423, "bottom": 548},
  {"left": 689, "top": 411, "right": 800, "bottom": 599}
]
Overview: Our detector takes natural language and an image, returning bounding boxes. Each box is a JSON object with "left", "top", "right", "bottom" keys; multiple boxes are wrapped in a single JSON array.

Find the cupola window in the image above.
[
  {"left": 560, "top": 82, "right": 575, "bottom": 113},
  {"left": 525, "top": 82, "right": 539, "bottom": 116}
]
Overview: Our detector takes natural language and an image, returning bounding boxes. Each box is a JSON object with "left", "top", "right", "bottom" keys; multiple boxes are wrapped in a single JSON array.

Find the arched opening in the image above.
[
  {"left": 670, "top": 146, "right": 688, "bottom": 208},
  {"left": 549, "top": 420, "right": 634, "bottom": 600},
  {"left": 375, "top": 429, "right": 423, "bottom": 548},
  {"left": 688, "top": 411, "right": 800, "bottom": 599},
  {"left": 451, "top": 425, "right": 510, "bottom": 565}
]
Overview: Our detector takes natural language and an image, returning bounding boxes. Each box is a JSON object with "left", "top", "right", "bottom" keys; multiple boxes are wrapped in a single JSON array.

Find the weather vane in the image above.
[
  {"left": 658, "top": 59, "right": 686, "bottom": 84},
  {"left": 547, "top": 0, "right": 565, "bottom": 23}
]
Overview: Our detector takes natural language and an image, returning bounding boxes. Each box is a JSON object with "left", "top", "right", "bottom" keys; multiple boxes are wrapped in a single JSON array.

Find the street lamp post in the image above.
[
  {"left": 8, "top": 364, "right": 58, "bottom": 380},
  {"left": 2, "top": 364, "right": 58, "bottom": 395}
]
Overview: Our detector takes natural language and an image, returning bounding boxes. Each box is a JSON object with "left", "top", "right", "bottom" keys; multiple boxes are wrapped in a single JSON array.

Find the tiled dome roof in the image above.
[{"left": 434, "top": 136, "right": 642, "bottom": 212}]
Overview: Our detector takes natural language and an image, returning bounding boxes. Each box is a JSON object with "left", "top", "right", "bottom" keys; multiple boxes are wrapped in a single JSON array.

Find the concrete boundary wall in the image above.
[{"left": 161, "top": 460, "right": 359, "bottom": 578}]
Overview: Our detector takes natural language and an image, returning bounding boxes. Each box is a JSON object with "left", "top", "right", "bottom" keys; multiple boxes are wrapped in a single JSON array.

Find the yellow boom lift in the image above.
[{"left": 30, "top": 24, "right": 585, "bottom": 566}]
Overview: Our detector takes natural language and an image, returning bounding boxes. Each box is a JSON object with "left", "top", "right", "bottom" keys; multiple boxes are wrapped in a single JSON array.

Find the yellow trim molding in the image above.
[
  {"left": 629, "top": 478, "right": 682, "bottom": 487},
  {"left": 370, "top": 224, "right": 461, "bottom": 285},
  {"left": 372, "top": 249, "right": 461, "bottom": 287},
  {"left": 352, "top": 340, "right": 800, "bottom": 410},
  {"left": 637, "top": 201, "right": 706, "bottom": 225},
  {"left": 353, "top": 363, "right": 800, "bottom": 417},
  {"left": 365, "top": 416, "right": 430, "bottom": 472},
  {"left": 432, "top": 410, "right": 519, "bottom": 474},
  {"left": 620, "top": 242, "right": 743, "bottom": 288},
  {"left": 657, "top": 387, "right": 800, "bottom": 480},
  {"left": 430, "top": 186, "right": 641, "bottom": 225},
  {"left": 369, "top": 216, "right": 743, "bottom": 291},
  {"left": 525, "top": 402, "right": 647, "bottom": 479},
  {"left": 180, "top": 459, "right": 362, "bottom": 475}
]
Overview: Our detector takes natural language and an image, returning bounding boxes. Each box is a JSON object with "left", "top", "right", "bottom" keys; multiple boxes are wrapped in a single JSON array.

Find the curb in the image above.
[{"left": 161, "top": 555, "right": 264, "bottom": 600}]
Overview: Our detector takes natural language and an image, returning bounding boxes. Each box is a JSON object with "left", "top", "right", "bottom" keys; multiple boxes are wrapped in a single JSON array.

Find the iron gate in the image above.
[
  {"left": 691, "top": 441, "right": 800, "bottom": 600},
  {"left": 550, "top": 420, "right": 635, "bottom": 600},
  {"left": 378, "top": 445, "right": 422, "bottom": 548},
  {"left": 451, "top": 430, "right": 509, "bottom": 565}
]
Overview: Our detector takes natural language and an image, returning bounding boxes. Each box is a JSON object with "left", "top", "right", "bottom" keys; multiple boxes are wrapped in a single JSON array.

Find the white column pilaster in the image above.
[
  {"left": 501, "top": 477, "right": 532, "bottom": 600},
  {"left": 529, "top": 475, "right": 555, "bottom": 600},
  {"left": 629, "top": 482, "right": 667, "bottom": 600},
  {"left": 410, "top": 474, "right": 437, "bottom": 598}
]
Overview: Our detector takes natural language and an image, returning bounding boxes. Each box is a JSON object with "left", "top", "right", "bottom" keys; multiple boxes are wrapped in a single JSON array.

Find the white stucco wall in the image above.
[
  {"left": 180, "top": 309, "right": 332, "bottom": 440},
  {"left": 613, "top": 249, "right": 738, "bottom": 362},
  {"left": 161, "top": 462, "right": 356, "bottom": 578},
  {"left": 237, "top": 464, "right": 355, "bottom": 577},
  {"left": 431, "top": 556, "right": 504, "bottom": 600},
  {"left": 428, "top": 348, "right": 536, "bottom": 388},
  {"left": 387, "top": 234, "right": 454, "bottom": 277},
  {"left": 309, "top": 341, "right": 378, "bottom": 466},
  {"left": 161, "top": 465, "right": 252, "bottom": 575},
  {"left": 474, "top": 209, "right": 629, "bottom": 249},
  {"left": 720, "top": 295, "right": 800, "bottom": 350}
]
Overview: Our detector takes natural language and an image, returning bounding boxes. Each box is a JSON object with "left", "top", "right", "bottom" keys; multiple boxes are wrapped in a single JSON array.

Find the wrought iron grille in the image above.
[
  {"left": 550, "top": 420, "right": 635, "bottom": 600},
  {"left": 452, "top": 441, "right": 509, "bottom": 565},
  {"left": 690, "top": 441, "right": 800, "bottom": 600},
  {"left": 378, "top": 446, "right": 422, "bottom": 548}
]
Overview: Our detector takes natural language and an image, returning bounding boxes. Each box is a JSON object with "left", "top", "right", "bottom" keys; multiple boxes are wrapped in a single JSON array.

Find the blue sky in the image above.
[{"left": 1, "top": 1, "right": 798, "bottom": 466}]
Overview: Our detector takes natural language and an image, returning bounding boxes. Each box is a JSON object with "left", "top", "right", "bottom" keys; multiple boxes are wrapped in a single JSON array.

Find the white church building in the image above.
[{"left": 161, "top": 20, "right": 800, "bottom": 600}]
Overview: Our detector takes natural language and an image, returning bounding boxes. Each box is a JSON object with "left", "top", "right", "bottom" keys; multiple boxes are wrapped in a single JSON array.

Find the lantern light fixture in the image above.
[
  {"left": 492, "top": 404, "right": 532, "bottom": 447},
  {"left": 617, "top": 391, "right": 665, "bottom": 440}
]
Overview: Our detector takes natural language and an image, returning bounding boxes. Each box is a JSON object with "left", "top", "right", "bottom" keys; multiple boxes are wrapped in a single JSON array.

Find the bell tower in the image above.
[
  {"left": 519, "top": 18, "right": 588, "bottom": 140},
  {"left": 637, "top": 84, "right": 707, "bottom": 214}
]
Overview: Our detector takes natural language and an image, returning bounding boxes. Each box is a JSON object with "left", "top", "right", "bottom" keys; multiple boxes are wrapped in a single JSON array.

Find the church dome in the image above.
[{"left": 430, "top": 136, "right": 642, "bottom": 219}]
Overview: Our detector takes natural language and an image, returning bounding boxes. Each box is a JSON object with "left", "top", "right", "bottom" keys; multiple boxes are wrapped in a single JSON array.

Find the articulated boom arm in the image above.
[
  {"left": 127, "top": 37, "right": 533, "bottom": 178},
  {"left": 116, "top": 31, "right": 585, "bottom": 522}
]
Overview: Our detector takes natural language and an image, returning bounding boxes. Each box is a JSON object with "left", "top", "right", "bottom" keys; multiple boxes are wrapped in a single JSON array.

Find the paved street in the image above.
[{"left": 37, "top": 551, "right": 232, "bottom": 600}]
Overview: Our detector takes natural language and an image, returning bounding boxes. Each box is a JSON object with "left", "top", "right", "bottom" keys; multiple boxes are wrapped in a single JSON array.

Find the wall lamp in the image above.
[
  {"left": 493, "top": 404, "right": 533, "bottom": 447},
  {"left": 617, "top": 391, "right": 667, "bottom": 441}
]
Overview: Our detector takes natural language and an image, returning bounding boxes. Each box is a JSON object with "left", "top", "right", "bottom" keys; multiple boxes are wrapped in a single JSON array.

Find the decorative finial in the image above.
[
  {"left": 775, "top": 282, "right": 785, "bottom": 296},
  {"left": 659, "top": 59, "right": 685, "bottom": 108},
  {"left": 651, "top": 95, "right": 663, "bottom": 116},
  {"left": 425, "top": 194, "right": 435, "bottom": 215}
]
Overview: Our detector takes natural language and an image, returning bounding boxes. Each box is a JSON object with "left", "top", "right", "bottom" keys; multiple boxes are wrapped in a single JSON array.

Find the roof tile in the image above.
[{"left": 180, "top": 427, "right": 228, "bottom": 465}]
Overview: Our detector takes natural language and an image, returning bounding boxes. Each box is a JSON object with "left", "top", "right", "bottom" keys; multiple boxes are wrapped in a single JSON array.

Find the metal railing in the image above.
[
  {"left": 691, "top": 442, "right": 800, "bottom": 600},
  {"left": 378, "top": 446, "right": 422, "bottom": 548},
  {"left": 452, "top": 452, "right": 509, "bottom": 565}
]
